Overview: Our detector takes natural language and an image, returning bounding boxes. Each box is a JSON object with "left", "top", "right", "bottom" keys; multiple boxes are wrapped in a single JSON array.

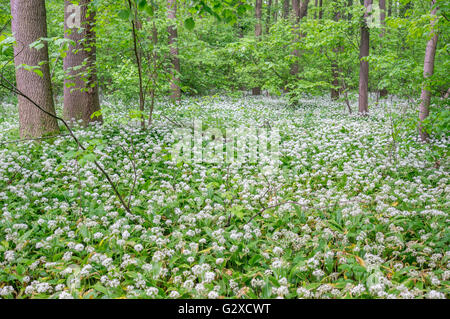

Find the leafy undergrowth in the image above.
[{"left": 0, "top": 96, "right": 448, "bottom": 299}]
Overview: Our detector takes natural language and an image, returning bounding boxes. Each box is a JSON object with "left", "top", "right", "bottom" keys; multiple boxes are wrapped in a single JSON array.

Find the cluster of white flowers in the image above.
[{"left": 0, "top": 96, "right": 448, "bottom": 299}]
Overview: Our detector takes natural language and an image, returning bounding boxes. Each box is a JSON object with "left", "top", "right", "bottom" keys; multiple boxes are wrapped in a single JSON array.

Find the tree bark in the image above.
[
  {"left": 358, "top": 0, "right": 372, "bottom": 114},
  {"left": 283, "top": 0, "right": 290, "bottom": 19},
  {"left": 274, "top": 0, "right": 279, "bottom": 22},
  {"left": 379, "top": 0, "right": 386, "bottom": 37},
  {"left": 255, "top": 0, "right": 263, "bottom": 37},
  {"left": 266, "top": 0, "right": 272, "bottom": 33},
  {"left": 63, "top": 0, "right": 102, "bottom": 126},
  {"left": 331, "top": 10, "right": 342, "bottom": 100},
  {"left": 419, "top": 1, "right": 439, "bottom": 142},
  {"left": 10, "top": 0, "right": 59, "bottom": 138},
  {"left": 168, "top": 0, "right": 181, "bottom": 102},
  {"left": 290, "top": 1, "right": 309, "bottom": 76},
  {"left": 379, "top": 0, "right": 388, "bottom": 97},
  {"left": 318, "top": 0, "right": 323, "bottom": 19},
  {"left": 253, "top": 0, "right": 263, "bottom": 95}
]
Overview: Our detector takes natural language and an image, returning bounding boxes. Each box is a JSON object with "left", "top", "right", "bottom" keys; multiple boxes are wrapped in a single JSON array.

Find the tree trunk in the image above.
[
  {"left": 331, "top": 10, "right": 342, "bottom": 100},
  {"left": 358, "top": 0, "right": 372, "bottom": 115},
  {"left": 292, "top": 0, "right": 300, "bottom": 20},
  {"left": 314, "top": 0, "right": 317, "bottom": 19},
  {"left": 63, "top": 0, "right": 102, "bottom": 126},
  {"left": 379, "top": 0, "right": 386, "bottom": 37},
  {"left": 266, "top": 0, "right": 272, "bottom": 33},
  {"left": 274, "top": 0, "right": 279, "bottom": 22},
  {"left": 379, "top": 0, "right": 388, "bottom": 97},
  {"left": 283, "top": 0, "right": 290, "bottom": 19},
  {"left": 10, "top": 0, "right": 59, "bottom": 138},
  {"left": 318, "top": 0, "right": 323, "bottom": 19},
  {"left": 252, "top": 0, "right": 263, "bottom": 96},
  {"left": 255, "top": 0, "right": 263, "bottom": 37},
  {"left": 419, "top": 1, "right": 439, "bottom": 142},
  {"left": 290, "top": 0, "right": 309, "bottom": 77},
  {"left": 129, "top": 1, "right": 145, "bottom": 129},
  {"left": 168, "top": 0, "right": 181, "bottom": 102}
]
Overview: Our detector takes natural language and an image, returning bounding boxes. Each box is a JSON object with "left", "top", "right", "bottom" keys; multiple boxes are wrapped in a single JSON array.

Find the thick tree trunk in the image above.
[
  {"left": 419, "top": 1, "right": 439, "bottom": 142},
  {"left": 299, "top": 0, "right": 309, "bottom": 19},
  {"left": 358, "top": 0, "right": 372, "bottom": 114},
  {"left": 10, "top": 0, "right": 59, "bottom": 138},
  {"left": 63, "top": 0, "right": 102, "bottom": 126},
  {"left": 168, "top": 0, "right": 181, "bottom": 102}
]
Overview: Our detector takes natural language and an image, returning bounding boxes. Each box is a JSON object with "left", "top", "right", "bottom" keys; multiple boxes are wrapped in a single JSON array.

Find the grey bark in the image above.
[
  {"left": 290, "top": 0, "right": 309, "bottom": 76},
  {"left": 419, "top": 1, "right": 439, "bottom": 142},
  {"left": 379, "top": 0, "right": 388, "bottom": 97},
  {"left": 358, "top": 0, "right": 372, "bottom": 114},
  {"left": 255, "top": 0, "right": 263, "bottom": 37},
  {"left": 63, "top": 0, "right": 102, "bottom": 126},
  {"left": 168, "top": 0, "right": 181, "bottom": 101},
  {"left": 283, "top": 0, "right": 290, "bottom": 18},
  {"left": 266, "top": 0, "right": 272, "bottom": 33},
  {"left": 10, "top": 0, "right": 59, "bottom": 138}
]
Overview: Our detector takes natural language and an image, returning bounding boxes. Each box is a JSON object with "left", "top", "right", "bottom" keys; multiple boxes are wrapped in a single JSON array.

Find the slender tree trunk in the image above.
[
  {"left": 290, "top": 0, "right": 300, "bottom": 76},
  {"left": 10, "top": 0, "right": 59, "bottom": 138},
  {"left": 283, "top": 0, "right": 290, "bottom": 18},
  {"left": 168, "top": 0, "right": 181, "bottom": 102},
  {"left": 128, "top": 1, "right": 145, "bottom": 129},
  {"left": 255, "top": 0, "right": 263, "bottom": 37},
  {"left": 379, "top": 0, "right": 388, "bottom": 98},
  {"left": 331, "top": 10, "right": 342, "bottom": 100},
  {"left": 318, "top": 0, "right": 323, "bottom": 19},
  {"left": 358, "top": 0, "right": 372, "bottom": 114},
  {"left": 266, "top": 0, "right": 272, "bottom": 33},
  {"left": 314, "top": 0, "right": 317, "bottom": 19},
  {"left": 148, "top": 22, "right": 158, "bottom": 126},
  {"left": 252, "top": 0, "right": 263, "bottom": 95},
  {"left": 292, "top": 0, "right": 300, "bottom": 20},
  {"left": 380, "top": 0, "right": 386, "bottom": 37},
  {"left": 274, "top": 0, "right": 279, "bottom": 22},
  {"left": 419, "top": 1, "right": 439, "bottom": 142},
  {"left": 63, "top": 0, "right": 102, "bottom": 126},
  {"left": 290, "top": 1, "right": 309, "bottom": 77}
]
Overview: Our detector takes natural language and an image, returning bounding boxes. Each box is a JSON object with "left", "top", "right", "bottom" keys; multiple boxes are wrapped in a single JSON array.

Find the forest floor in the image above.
[{"left": 0, "top": 95, "right": 448, "bottom": 299}]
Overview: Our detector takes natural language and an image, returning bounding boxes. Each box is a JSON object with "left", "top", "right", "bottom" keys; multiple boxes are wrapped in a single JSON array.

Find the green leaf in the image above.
[
  {"left": 145, "top": 4, "right": 154, "bottom": 16},
  {"left": 184, "top": 18, "right": 195, "bottom": 31},
  {"left": 118, "top": 9, "right": 130, "bottom": 21},
  {"left": 138, "top": 0, "right": 147, "bottom": 10}
]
